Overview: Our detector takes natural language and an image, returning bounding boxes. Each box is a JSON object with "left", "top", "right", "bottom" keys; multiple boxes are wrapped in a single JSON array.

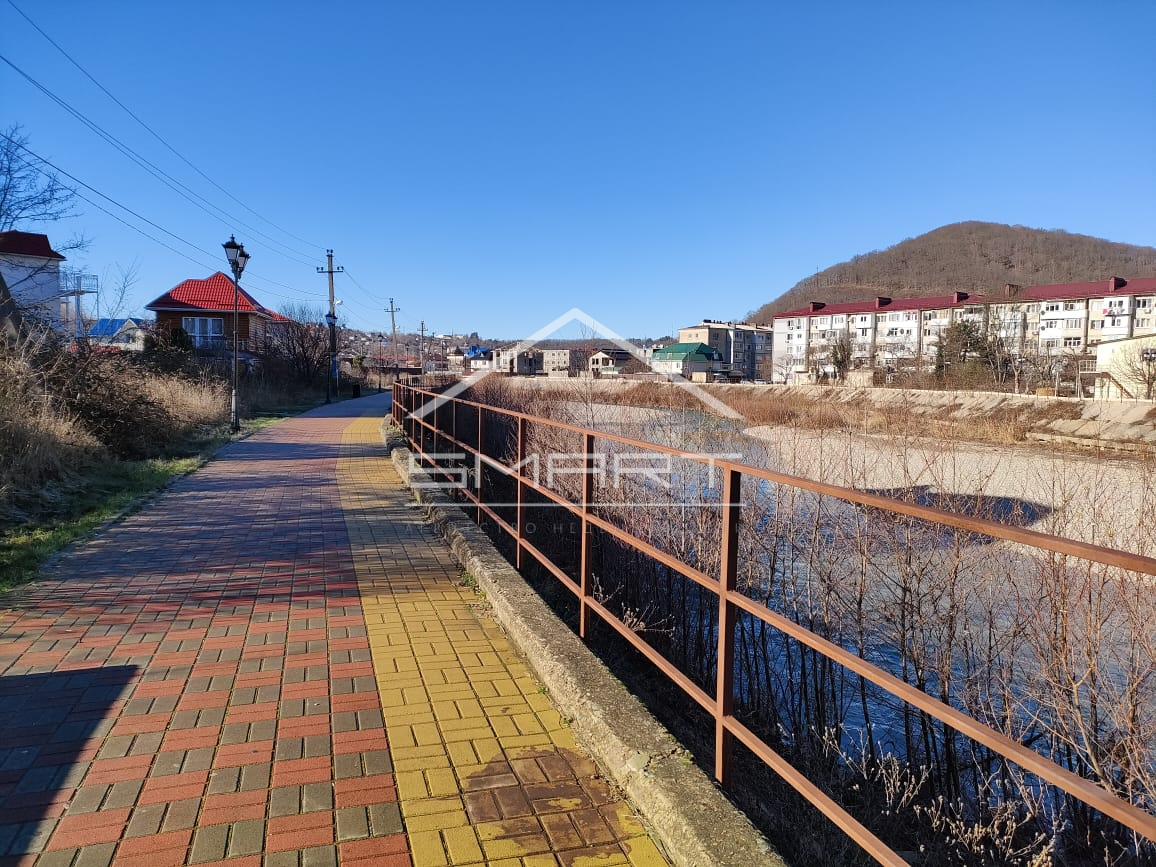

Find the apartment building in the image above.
[
  {"left": 771, "top": 292, "right": 985, "bottom": 379},
  {"left": 678, "top": 320, "right": 773, "bottom": 380},
  {"left": 771, "top": 276, "right": 1156, "bottom": 377}
]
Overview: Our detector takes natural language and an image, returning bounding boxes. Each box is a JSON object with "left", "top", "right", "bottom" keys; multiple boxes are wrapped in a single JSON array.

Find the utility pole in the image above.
[
  {"left": 385, "top": 298, "right": 401, "bottom": 382},
  {"left": 317, "top": 250, "right": 343, "bottom": 402},
  {"left": 418, "top": 320, "right": 427, "bottom": 386}
]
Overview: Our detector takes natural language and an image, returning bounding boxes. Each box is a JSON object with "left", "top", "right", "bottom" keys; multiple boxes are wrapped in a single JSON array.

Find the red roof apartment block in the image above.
[{"left": 774, "top": 277, "right": 1156, "bottom": 321}]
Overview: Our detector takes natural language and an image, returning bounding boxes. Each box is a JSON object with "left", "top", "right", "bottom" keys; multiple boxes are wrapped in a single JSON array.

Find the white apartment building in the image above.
[
  {"left": 772, "top": 292, "right": 984, "bottom": 380},
  {"left": 771, "top": 277, "right": 1156, "bottom": 377}
]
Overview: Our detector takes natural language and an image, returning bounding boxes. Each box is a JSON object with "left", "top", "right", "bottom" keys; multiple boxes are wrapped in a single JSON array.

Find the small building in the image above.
[
  {"left": 588, "top": 348, "right": 633, "bottom": 376},
  {"left": 0, "top": 231, "right": 66, "bottom": 329},
  {"left": 541, "top": 348, "right": 591, "bottom": 377},
  {"left": 145, "top": 272, "right": 276, "bottom": 354},
  {"left": 1094, "top": 334, "right": 1156, "bottom": 400},
  {"left": 492, "top": 347, "right": 540, "bottom": 375},
  {"left": 650, "top": 342, "right": 724, "bottom": 380},
  {"left": 88, "top": 317, "right": 148, "bottom": 352}
]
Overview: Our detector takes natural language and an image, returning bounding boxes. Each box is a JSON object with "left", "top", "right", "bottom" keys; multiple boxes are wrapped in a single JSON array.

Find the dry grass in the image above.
[
  {"left": 141, "top": 376, "right": 228, "bottom": 429},
  {"left": 0, "top": 339, "right": 231, "bottom": 523}
]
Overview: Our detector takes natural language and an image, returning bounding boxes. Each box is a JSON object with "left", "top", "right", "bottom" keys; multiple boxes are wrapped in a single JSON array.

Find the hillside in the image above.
[{"left": 749, "top": 222, "right": 1156, "bottom": 322}]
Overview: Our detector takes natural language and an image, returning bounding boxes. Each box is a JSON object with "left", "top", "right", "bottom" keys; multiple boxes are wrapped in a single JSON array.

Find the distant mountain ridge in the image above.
[{"left": 749, "top": 222, "right": 1156, "bottom": 322}]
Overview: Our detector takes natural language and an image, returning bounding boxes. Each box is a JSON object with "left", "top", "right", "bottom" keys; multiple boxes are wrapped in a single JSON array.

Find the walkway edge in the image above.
[{"left": 390, "top": 444, "right": 782, "bottom": 867}]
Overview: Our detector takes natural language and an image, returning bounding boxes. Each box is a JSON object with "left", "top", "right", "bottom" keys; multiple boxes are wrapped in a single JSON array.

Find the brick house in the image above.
[{"left": 146, "top": 272, "right": 276, "bottom": 353}]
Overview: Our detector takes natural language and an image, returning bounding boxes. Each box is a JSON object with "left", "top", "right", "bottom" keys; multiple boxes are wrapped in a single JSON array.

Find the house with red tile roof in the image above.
[
  {"left": 0, "top": 230, "right": 66, "bottom": 329},
  {"left": 146, "top": 272, "right": 278, "bottom": 353}
]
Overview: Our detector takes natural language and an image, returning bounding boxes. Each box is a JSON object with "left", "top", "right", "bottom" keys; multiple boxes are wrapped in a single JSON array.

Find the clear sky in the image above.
[{"left": 3, "top": 1, "right": 1154, "bottom": 340}]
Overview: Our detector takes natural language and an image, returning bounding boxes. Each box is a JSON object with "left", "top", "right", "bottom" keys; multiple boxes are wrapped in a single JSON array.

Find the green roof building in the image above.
[{"left": 650, "top": 342, "right": 724, "bottom": 379}]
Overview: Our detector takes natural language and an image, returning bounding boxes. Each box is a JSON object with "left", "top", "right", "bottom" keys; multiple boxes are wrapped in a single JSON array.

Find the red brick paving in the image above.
[{"left": 0, "top": 400, "right": 408, "bottom": 866}]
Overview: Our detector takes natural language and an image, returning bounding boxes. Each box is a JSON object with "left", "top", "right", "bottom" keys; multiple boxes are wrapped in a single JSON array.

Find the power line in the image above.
[
  {"left": 13, "top": 139, "right": 314, "bottom": 304},
  {"left": 4, "top": 0, "right": 321, "bottom": 253},
  {"left": 12, "top": 137, "right": 218, "bottom": 262},
  {"left": 0, "top": 51, "right": 318, "bottom": 268}
]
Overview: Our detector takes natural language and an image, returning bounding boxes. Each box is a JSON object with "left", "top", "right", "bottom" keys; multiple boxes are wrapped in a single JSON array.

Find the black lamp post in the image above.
[
  {"left": 325, "top": 311, "right": 338, "bottom": 403},
  {"left": 222, "top": 235, "right": 250, "bottom": 432}
]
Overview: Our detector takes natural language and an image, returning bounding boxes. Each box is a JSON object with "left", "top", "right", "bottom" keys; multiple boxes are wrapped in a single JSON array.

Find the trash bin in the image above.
[{"left": 352, "top": 382, "right": 362, "bottom": 398}]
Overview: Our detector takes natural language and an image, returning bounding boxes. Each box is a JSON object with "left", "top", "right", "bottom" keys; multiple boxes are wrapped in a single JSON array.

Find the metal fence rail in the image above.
[{"left": 393, "top": 382, "right": 1156, "bottom": 865}]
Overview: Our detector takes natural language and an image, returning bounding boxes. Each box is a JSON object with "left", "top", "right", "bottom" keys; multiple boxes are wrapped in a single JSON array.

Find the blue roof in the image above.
[{"left": 88, "top": 318, "right": 143, "bottom": 338}]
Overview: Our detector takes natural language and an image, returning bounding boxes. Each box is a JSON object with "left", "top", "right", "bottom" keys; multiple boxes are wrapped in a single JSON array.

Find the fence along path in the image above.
[{"left": 395, "top": 382, "right": 1156, "bottom": 866}]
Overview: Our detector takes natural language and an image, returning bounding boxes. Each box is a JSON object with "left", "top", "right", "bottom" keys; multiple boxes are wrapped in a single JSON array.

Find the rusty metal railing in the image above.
[{"left": 392, "top": 382, "right": 1156, "bottom": 865}]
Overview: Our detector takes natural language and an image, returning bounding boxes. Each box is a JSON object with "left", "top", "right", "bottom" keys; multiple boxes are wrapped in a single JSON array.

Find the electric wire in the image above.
[
  {"left": 0, "top": 52, "right": 319, "bottom": 268},
  {"left": 4, "top": 0, "right": 322, "bottom": 253},
  {"left": 14, "top": 141, "right": 315, "bottom": 304}
]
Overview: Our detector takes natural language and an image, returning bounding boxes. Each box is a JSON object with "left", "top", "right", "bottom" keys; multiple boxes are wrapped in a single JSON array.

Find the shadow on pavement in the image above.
[{"left": 0, "top": 666, "right": 139, "bottom": 860}]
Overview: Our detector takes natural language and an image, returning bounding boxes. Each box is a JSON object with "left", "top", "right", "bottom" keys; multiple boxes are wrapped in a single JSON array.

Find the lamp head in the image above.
[{"left": 223, "top": 236, "right": 249, "bottom": 277}]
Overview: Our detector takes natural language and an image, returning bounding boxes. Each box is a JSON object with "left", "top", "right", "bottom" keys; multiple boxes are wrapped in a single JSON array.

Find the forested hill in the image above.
[{"left": 749, "top": 222, "right": 1156, "bottom": 322}]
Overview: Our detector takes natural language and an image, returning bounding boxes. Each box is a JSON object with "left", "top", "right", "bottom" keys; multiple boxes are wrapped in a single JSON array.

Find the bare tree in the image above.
[
  {"left": 0, "top": 125, "right": 77, "bottom": 230},
  {"left": 1114, "top": 345, "right": 1156, "bottom": 400},
  {"left": 829, "top": 331, "right": 853, "bottom": 381},
  {"left": 265, "top": 303, "right": 329, "bottom": 386}
]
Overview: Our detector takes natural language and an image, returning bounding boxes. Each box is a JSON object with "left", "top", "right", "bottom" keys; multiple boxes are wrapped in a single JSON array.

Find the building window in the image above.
[
  {"left": 1138, "top": 318, "right": 1151, "bottom": 328},
  {"left": 1090, "top": 320, "right": 1102, "bottom": 330},
  {"left": 1138, "top": 298, "right": 1153, "bottom": 310},
  {"left": 1063, "top": 302, "right": 1079, "bottom": 310},
  {"left": 1042, "top": 320, "right": 1058, "bottom": 330},
  {"left": 1063, "top": 337, "right": 1082, "bottom": 348},
  {"left": 1064, "top": 319, "right": 1082, "bottom": 329},
  {"left": 182, "top": 316, "right": 224, "bottom": 347}
]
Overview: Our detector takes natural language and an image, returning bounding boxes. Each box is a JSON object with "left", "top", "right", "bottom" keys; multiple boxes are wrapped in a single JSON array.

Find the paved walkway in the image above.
[{"left": 0, "top": 396, "right": 666, "bottom": 867}]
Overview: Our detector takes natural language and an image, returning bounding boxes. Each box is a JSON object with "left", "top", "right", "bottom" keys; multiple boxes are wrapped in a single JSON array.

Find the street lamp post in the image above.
[
  {"left": 379, "top": 337, "right": 386, "bottom": 393},
  {"left": 325, "top": 311, "right": 338, "bottom": 403},
  {"left": 222, "top": 236, "right": 250, "bottom": 433}
]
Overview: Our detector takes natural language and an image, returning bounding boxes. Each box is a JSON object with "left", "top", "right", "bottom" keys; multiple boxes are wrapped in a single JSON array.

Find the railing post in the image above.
[
  {"left": 715, "top": 467, "right": 741, "bottom": 785},
  {"left": 516, "top": 416, "right": 526, "bottom": 570},
  {"left": 476, "top": 407, "right": 484, "bottom": 525},
  {"left": 579, "top": 432, "right": 596, "bottom": 639}
]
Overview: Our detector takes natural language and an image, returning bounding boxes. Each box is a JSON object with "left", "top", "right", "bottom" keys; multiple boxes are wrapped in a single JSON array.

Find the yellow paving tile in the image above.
[
  {"left": 441, "top": 825, "right": 485, "bottom": 864},
  {"left": 336, "top": 413, "right": 667, "bottom": 867}
]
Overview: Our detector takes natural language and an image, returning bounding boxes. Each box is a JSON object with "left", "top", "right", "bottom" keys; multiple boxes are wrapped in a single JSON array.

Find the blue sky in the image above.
[{"left": 3, "top": 1, "right": 1154, "bottom": 339}]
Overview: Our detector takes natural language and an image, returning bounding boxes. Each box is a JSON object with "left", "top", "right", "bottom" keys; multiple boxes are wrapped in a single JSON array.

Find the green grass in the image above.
[
  {"left": 0, "top": 393, "right": 365, "bottom": 593},
  {"left": 0, "top": 427, "right": 234, "bottom": 594}
]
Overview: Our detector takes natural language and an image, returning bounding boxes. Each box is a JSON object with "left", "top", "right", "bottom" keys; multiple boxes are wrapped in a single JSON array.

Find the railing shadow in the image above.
[{"left": 0, "top": 666, "right": 139, "bottom": 859}]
